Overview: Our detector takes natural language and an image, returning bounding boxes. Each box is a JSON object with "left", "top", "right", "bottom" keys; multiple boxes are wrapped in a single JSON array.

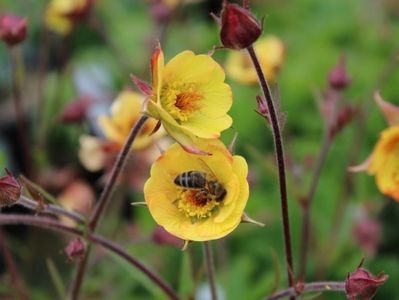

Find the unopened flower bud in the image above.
[
  {"left": 0, "top": 14, "right": 27, "bottom": 47},
  {"left": 256, "top": 95, "right": 269, "bottom": 118},
  {"left": 65, "top": 238, "right": 85, "bottom": 261},
  {"left": 0, "top": 169, "right": 21, "bottom": 207},
  {"left": 152, "top": 226, "right": 184, "bottom": 248},
  {"left": 329, "top": 56, "right": 351, "bottom": 90},
  {"left": 220, "top": 3, "right": 261, "bottom": 50},
  {"left": 61, "top": 96, "right": 93, "bottom": 123},
  {"left": 345, "top": 264, "right": 388, "bottom": 300}
]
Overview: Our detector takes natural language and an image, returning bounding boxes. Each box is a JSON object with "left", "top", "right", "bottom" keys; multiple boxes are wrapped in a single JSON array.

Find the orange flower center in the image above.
[
  {"left": 161, "top": 81, "right": 203, "bottom": 122},
  {"left": 176, "top": 188, "right": 221, "bottom": 221}
]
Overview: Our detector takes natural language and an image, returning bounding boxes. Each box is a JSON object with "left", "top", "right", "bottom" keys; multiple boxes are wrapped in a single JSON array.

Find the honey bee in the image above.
[{"left": 174, "top": 171, "right": 226, "bottom": 203}]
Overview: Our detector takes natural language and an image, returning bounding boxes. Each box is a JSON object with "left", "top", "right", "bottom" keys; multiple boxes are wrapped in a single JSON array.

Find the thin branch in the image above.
[
  {"left": 266, "top": 281, "right": 345, "bottom": 300},
  {"left": 247, "top": 45, "right": 294, "bottom": 294},
  {"left": 17, "top": 196, "right": 85, "bottom": 224},
  {"left": 203, "top": 241, "right": 218, "bottom": 300},
  {"left": 70, "top": 115, "right": 149, "bottom": 299},
  {"left": 0, "top": 214, "right": 180, "bottom": 300}
]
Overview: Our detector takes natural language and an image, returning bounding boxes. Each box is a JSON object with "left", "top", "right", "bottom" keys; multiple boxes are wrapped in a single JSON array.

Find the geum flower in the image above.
[
  {"left": 350, "top": 92, "right": 399, "bottom": 202},
  {"left": 133, "top": 45, "right": 233, "bottom": 154},
  {"left": 144, "top": 139, "right": 249, "bottom": 241}
]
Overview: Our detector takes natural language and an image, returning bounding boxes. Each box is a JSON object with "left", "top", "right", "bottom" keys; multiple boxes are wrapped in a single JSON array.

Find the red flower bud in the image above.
[
  {"left": 0, "top": 14, "right": 27, "bottom": 47},
  {"left": 328, "top": 56, "right": 351, "bottom": 90},
  {"left": 152, "top": 226, "right": 184, "bottom": 248},
  {"left": 345, "top": 264, "right": 388, "bottom": 300},
  {"left": 255, "top": 95, "right": 270, "bottom": 123},
  {"left": 0, "top": 169, "right": 21, "bottom": 207},
  {"left": 60, "top": 96, "right": 93, "bottom": 123},
  {"left": 220, "top": 3, "right": 261, "bottom": 50},
  {"left": 65, "top": 238, "right": 85, "bottom": 261}
]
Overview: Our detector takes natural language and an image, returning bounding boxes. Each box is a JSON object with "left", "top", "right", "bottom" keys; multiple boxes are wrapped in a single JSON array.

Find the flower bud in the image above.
[
  {"left": 65, "top": 238, "right": 85, "bottom": 261},
  {"left": 345, "top": 265, "right": 388, "bottom": 300},
  {"left": 256, "top": 95, "right": 269, "bottom": 120},
  {"left": 220, "top": 3, "right": 261, "bottom": 50},
  {"left": 0, "top": 14, "right": 27, "bottom": 47},
  {"left": 60, "top": 96, "right": 93, "bottom": 123},
  {"left": 0, "top": 169, "right": 21, "bottom": 207},
  {"left": 328, "top": 56, "right": 351, "bottom": 90}
]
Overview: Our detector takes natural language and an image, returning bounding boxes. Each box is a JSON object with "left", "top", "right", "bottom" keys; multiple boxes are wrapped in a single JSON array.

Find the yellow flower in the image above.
[
  {"left": 367, "top": 126, "right": 399, "bottom": 202},
  {"left": 144, "top": 139, "right": 249, "bottom": 241},
  {"left": 351, "top": 93, "right": 399, "bottom": 202},
  {"left": 44, "top": 0, "right": 92, "bottom": 35},
  {"left": 144, "top": 45, "right": 233, "bottom": 154},
  {"left": 225, "top": 35, "right": 285, "bottom": 84},
  {"left": 98, "top": 90, "right": 164, "bottom": 150}
]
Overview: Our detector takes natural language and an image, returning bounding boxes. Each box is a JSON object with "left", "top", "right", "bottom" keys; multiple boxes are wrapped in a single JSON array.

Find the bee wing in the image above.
[{"left": 195, "top": 157, "right": 217, "bottom": 180}]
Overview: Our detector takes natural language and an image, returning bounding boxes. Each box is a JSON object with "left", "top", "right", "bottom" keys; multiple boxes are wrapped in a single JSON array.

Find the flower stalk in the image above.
[
  {"left": 0, "top": 214, "right": 180, "bottom": 300},
  {"left": 247, "top": 45, "right": 294, "bottom": 290},
  {"left": 203, "top": 241, "right": 218, "bottom": 300},
  {"left": 266, "top": 281, "right": 345, "bottom": 300},
  {"left": 70, "top": 115, "right": 149, "bottom": 300}
]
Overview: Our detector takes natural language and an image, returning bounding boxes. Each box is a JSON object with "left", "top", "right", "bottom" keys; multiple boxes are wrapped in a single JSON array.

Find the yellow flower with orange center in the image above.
[
  {"left": 226, "top": 36, "right": 285, "bottom": 84},
  {"left": 144, "top": 139, "right": 249, "bottom": 241},
  {"left": 144, "top": 45, "right": 233, "bottom": 154},
  {"left": 44, "top": 0, "right": 93, "bottom": 35},
  {"left": 98, "top": 90, "right": 164, "bottom": 150},
  {"left": 351, "top": 93, "right": 399, "bottom": 202}
]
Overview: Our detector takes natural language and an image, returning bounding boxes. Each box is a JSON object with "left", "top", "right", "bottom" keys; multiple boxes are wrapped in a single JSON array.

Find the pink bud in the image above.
[
  {"left": 0, "top": 169, "right": 21, "bottom": 207},
  {"left": 65, "top": 238, "right": 85, "bottom": 261},
  {"left": 60, "top": 96, "right": 93, "bottom": 123},
  {"left": 345, "top": 264, "right": 388, "bottom": 300},
  {"left": 0, "top": 14, "right": 27, "bottom": 47},
  {"left": 328, "top": 56, "right": 351, "bottom": 90},
  {"left": 256, "top": 95, "right": 270, "bottom": 123},
  {"left": 220, "top": 3, "right": 262, "bottom": 50},
  {"left": 152, "top": 226, "right": 184, "bottom": 248}
]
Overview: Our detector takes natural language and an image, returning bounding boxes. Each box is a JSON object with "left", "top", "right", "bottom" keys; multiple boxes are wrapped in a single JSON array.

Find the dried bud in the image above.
[
  {"left": 220, "top": 3, "right": 261, "bottom": 50},
  {"left": 0, "top": 14, "right": 27, "bottom": 47},
  {"left": 345, "top": 264, "right": 388, "bottom": 300},
  {"left": 329, "top": 105, "right": 358, "bottom": 138},
  {"left": 152, "top": 226, "right": 184, "bottom": 248},
  {"left": 60, "top": 96, "right": 93, "bottom": 123},
  {"left": 328, "top": 56, "right": 351, "bottom": 90},
  {"left": 0, "top": 169, "right": 21, "bottom": 207},
  {"left": 65, "top": 238, "right": 85, "bottom": 261}
]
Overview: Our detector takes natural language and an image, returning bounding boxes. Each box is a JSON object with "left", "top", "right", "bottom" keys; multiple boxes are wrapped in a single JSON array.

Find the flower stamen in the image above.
[{"left": 176, "top": 189, "right": 221, "bottom": 221}]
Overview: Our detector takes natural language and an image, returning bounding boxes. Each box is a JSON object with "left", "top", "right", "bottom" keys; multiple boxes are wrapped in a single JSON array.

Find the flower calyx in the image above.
[{"left": 0, "top": 169, "right": 21, "bottom": 208}]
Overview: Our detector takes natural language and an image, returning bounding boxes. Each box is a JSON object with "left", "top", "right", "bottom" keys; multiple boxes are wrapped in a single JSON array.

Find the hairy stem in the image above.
[
  {"left": 0, "top": 214, "right": 180, "bottom": 300},
  {"left": 70, "top": 115, "right": 149, "bottom": 299},
  {"left": 203, "top": 241, "right": 218, "bottom": 300},
  {"left": 298, "top": 132, "right": 332, "bottom": 279},
  {"left": 247, "top": 45, "right": 294, "bottom": 293},
  {"left": 266, "top": 281, "right": 345, "bottom": 300},
  {"left": 17, "top": 196, "right": 85, "bottom": 224}
]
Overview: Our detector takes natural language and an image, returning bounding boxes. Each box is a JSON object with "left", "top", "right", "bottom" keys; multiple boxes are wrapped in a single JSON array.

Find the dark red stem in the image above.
[
  {"left": 246, "top": 46, "right": 294, "bottom": 293},
  {"left": 203, "top": 241, "right": 218, "bottom": 300}
]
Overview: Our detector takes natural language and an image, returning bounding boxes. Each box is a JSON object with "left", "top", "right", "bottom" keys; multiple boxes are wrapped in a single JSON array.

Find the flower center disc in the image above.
[{"left": 176, "top": 189, "right": 220, "bottom": 222}]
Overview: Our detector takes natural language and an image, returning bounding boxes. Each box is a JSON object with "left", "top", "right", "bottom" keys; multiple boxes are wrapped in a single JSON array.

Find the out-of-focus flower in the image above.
[
  {"left": 350, "top": 93, "right": 399, "bottom": 202},
  {"left": 44, "top": 0, "right": 94, "bottom": 35},
  {"left": 98, "top": 90, "right": 164, "bottom": 150},
  {"left": 143, "top": 45, "right": 232, "bottom": 154},
  {"left": 65, "top": 238, "right": 85, "bottom": 261},
  {"left": 226, "top": 36, "right": 285, "bottom": 84},
  {"left": 58, "top": 180, "right": 94, "bottom": 226},
  {"left": 61, "top": 96, "right": 93, "bottom": 123},
  {"left": 352, "top": 218, "right": 381, "bottom": 257},
  {"left": 0, "top": 14, "right": 27, "bottom": 47},
  {"left": 328, "top": 56, "right": 351, "bottom": 91},
  {"left": 345, "top": 263, "right": 388, "bottom": 300},
  {"left": 144, "top": 139, "right": 249, "bottom": 241},
  {"left": 220, "top": 2, "right": 261, "bottom": 50},
  {"left": 152, "top": 225, "right": 184, "bottom": 248},
  {"left": 0, "top": 169, "right": 21, "bottom": 208},
  {"left": 78, "top": 135, "right": 108, "bottom": 172}
]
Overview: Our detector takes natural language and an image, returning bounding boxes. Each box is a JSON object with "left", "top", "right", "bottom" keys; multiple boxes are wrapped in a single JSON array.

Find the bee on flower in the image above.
[
  {"left": 144, "top": 139, "right": 249, "bottom": 241},
  {"left": 225, "top": 36, "right": 285, "bottom": 84},
  {"left": 135, "top": 45, "right": 233, "bottom": 154},
  {"left": 351, "top": 92, "right": 399, "bottom": 202}
]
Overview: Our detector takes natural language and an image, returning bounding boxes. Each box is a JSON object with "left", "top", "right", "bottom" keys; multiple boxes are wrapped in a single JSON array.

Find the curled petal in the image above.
[
  {"left": 348, "top": 155, "right": 373, "bottom": 173},
  {"left": 375, "top": 91, "right": 399, "bottom": 127}
]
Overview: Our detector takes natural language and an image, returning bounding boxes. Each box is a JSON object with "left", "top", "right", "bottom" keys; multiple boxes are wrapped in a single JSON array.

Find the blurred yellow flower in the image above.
[
  {"left": 351, "top": 93, "right": 399, "bottom": 202},
  {"left": 99, "top": 90, "right": 164, "bottom": 150},
  {"left": 226, "top": 35, "right": 285, "bottom": 84},
  {"left": 44, "top": 0, "right": 93, "bottom": 35},
  {"left": 144, "top": 46, "right": 232, "bottom": 154},
  {"left": 144, "top": 139, "right": 249, "bottom": 241}
]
